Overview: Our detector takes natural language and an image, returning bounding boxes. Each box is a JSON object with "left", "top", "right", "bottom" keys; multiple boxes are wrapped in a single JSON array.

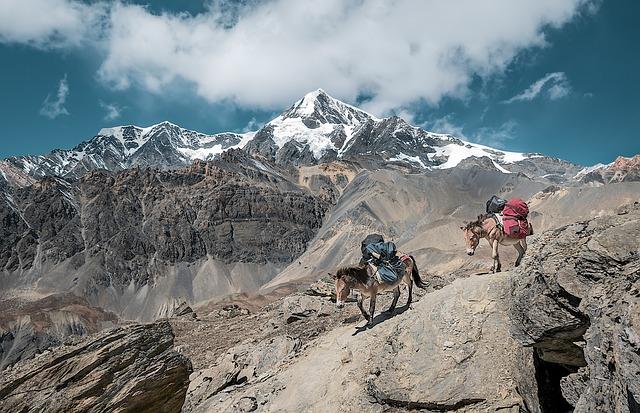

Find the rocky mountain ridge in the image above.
[
  {"left": 575, "top": 154, "right": 640, "bottom": 184},
  {"left": 0, "top": 122, "right": 252, "bottom": 187},
  {"left": 1, "top": 89, "right": 590, "bottom": 188},
  {"left": 1, "top": 90, "right": 639, "bottom": 413}
]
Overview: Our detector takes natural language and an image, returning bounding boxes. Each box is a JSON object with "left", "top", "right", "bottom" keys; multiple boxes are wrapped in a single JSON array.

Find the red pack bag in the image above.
[
  {"left": 503, "top": 217, "right": 529, "bottom": 239},
  {"left": 503, "top": 198, "right": 529, "bottom": 218},
  {"left": 502, "top": 198, "right": 529, "bottom": 239}
]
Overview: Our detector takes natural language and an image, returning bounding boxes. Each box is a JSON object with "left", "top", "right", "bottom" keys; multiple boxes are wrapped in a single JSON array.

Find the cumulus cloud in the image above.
[
  {"left": 0, "top": 0, "right": 106, "bottom": 48},
  {"left": 3, "top": 0, "right": 592, "bottom": 113},
  {"left": 40, "top": 75, "right": 70, "bottom": 119},
  {"left": 99, "top": 101, "right": 123, "bottom": 121},
  {"left": 503, "top": 72, "right": 571, "bottom": 103}
]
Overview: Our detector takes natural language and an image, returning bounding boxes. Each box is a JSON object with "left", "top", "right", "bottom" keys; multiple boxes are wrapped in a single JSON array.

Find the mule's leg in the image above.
[
  {"left": 387, "top": 287, "right": 400, "bottom": 313},
  {"left": 514, "top": 242, "right": 525, "bottom": 267},
  {"left": 356, "top": 293, "right": 370, "bottom": 322},
  {"left": 368, "top": 295, "right": 376, "bottom": 326},
  {"left": 492, "top": 239, "right": 501, "bottom": 273},
  {"left": 406, "top": 278, "right": 413, "bottom": 308}
]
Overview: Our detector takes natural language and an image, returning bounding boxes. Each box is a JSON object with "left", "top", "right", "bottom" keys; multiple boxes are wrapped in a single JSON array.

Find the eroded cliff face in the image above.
[
  {"left": 0, "top": 150, "right": 333, "bottom": 320},
  {"left": 0, "top": 321, "right": 192, "bottom": 413},
  {"left": 510, "top": 202, "right": 640, "bottom": 412}
]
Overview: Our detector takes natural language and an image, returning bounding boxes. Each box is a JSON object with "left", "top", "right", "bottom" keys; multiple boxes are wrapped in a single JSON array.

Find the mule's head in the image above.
[
  {"left": 331, "top": 270, "right": 351, "bottom": 308},
  {"left": 461, "top": 220, "right": 481, "bottom": 256},
  {"left": 329, "top": 267, "right": 361, "bottom": 308}
]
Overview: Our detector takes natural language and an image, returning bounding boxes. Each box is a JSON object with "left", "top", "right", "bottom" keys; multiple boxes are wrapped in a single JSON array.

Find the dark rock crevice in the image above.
[
  {"left": 533, "top": 350, "right": 578, "bottom": 413},
  {"left": 366, "top": 379, "right": 486, "bottom": 411}
]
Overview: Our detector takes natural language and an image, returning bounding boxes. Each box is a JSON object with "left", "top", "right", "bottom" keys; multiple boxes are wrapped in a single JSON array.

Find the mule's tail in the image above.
[{"left": 409, "top": 255, "right": 429, "bottom": 289}]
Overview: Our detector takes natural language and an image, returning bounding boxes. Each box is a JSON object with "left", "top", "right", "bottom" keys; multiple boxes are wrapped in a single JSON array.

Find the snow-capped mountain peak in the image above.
[
  {"left": 280, "top": 89, "right": 375, "bottom": 125},
  {"left": 249, "top": 90, "right": 544, "bottom": 172},
  {"left": 260, "top": 89, "right": 376, "bottom": 159}
]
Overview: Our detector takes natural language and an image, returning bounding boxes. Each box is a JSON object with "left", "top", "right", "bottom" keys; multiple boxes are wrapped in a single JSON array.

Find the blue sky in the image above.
[{"left": 0, "top": 0, "right": 638, "bottom": 166}]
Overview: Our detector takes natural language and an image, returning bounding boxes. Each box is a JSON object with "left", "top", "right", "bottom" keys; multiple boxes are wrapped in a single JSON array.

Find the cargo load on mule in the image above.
[
  {"left": 485, "top": 195, "right": 530, "bottom": 239},
  {"left": 501, "top": 198, "right": 530, "bottom": 239},
  {"left": 485, "top": 195, "right": 507, "bottom": 214},
  {"left": 360, "top": 234, "right": 406, "bottom": 284}
]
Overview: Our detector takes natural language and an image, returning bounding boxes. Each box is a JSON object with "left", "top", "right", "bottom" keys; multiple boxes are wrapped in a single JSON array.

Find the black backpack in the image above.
[
  {"left": 361, "top": 233, "right": 384, "bottom": 263},
  {"left": 486, "top": 195, "right": 507, "bottom": 214}
]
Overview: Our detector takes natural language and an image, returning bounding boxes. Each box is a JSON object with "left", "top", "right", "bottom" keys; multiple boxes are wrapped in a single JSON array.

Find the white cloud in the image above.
[
  {"left": 425, "top": 116, "right": 517, "bottom": 149},
  {"left": 503, "top": 72, "right": 571, "bottom": 103},
  {"left": 241, "top": 117, "right": 262, "bottom": 132},
  {"left": 0, "top": 0, "right": 106, "bottom": 48},
  {"left": 548, "top": 83, "right": 570, "bottom": 100},
  {"left": 3, "top": 0, "right": 593, "bottom": 113},
  {"left": 99, "top": 101, "right": 123, "bottom": 121},
  {"left": 474, "top": 121, "right": 518, "bottom": 148},
  {"left": 426, "top": 115, "right": 467, "bottom": 137},
  {"left": 40, "top": 75, "right": 70, "bottom": 119}
]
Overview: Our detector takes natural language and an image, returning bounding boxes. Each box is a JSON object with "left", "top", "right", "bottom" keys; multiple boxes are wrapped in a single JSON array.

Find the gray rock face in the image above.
[
  {"left": 510, "top": 203, "right": 640, "bottom": 411},
  {"left": 508, "top": 155, "right": 583, "bottom": 184},
  {"left": 0, "top": 150, "right": 329, "bottom": 320},
  {"left": 184, "top": 335, "right": 301, "bottom": 412},
  {"left": 1, "top": 149, "right": 327, "bottom": 270},
  {"left": 0, "top": 321, "right": 192, "bottom": 413}
]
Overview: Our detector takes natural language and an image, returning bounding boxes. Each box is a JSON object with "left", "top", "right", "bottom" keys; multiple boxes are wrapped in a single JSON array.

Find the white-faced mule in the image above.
[
  {"left": 461, "top": 214, "right": 533, "bottom": 273},
  {"left": 330, "top": 255, "right": 428, "bottom": 327}
]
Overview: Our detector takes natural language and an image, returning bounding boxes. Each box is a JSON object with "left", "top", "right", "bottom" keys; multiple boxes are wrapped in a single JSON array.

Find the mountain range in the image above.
[
  {"left": 2, "top": 89, "right": 601, "bottom": 189},
  {"left": 1, "top": 89, "right": 639, "bottom": 375}
]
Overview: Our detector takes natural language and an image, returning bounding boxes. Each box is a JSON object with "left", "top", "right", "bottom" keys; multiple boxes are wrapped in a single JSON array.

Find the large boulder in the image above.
[
  {"left": 510, "top": 204, "right": 640, "bottom": 412},
  {"left": 0, "top": 321, "right": 192, "bottom": 413}
]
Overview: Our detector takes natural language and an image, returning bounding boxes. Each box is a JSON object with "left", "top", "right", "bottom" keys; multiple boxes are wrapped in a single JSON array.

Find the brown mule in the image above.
[
  {"left": 461, "top": 214, "right": 533, "bottom": 273},
  {"left": 331, "top": 255, "right": 428, "bottom": 327}
]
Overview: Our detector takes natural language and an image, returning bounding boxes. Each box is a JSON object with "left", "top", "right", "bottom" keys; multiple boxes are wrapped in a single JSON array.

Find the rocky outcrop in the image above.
[
  {"left": 510, "top": 203, "right": 640, "bottom": 411},
  {"left": 0, "top": 321, "right": 192, "bottom": 413},
  {"left": 184, "top": 272, "right": 540, "bottom": 412},
  {"left": 0, "top": 293, "right": 117, "bottom": 370}
]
